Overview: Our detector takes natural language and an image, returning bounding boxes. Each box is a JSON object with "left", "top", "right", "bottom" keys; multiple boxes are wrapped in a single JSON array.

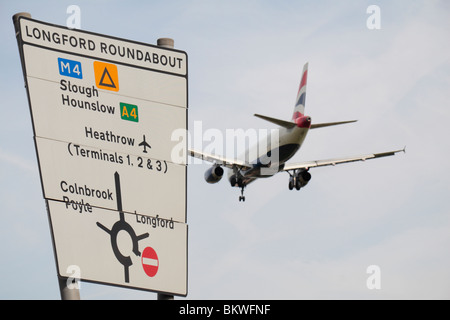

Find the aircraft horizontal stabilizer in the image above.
[
  {"left": 310, "top": 120, "right": 357, "bottom": 129},
  {"left": 254, "top": 114, "right": 296, "bottom": 129},
  {"left": 255, "top": 114, "right": 357, "bottom": 130}
]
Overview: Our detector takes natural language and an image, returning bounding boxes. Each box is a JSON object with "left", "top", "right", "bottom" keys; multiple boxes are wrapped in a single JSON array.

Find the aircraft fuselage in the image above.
[{"left": 227, "top": 124, "right": 310, "bottom": 187}]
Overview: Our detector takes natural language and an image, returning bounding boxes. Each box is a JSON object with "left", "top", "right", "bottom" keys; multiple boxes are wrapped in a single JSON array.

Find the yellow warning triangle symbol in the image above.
[{"left": 99, "top": 67, "right": 117, "bottom": 88}]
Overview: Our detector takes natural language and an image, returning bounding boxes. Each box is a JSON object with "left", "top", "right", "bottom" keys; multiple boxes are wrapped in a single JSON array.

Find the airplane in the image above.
[
  {"left": 189, "top": 63, "right": 405, "bottom": 202},
  {"left": 139, "top": 135, "right": 151, "bottom": 153}
]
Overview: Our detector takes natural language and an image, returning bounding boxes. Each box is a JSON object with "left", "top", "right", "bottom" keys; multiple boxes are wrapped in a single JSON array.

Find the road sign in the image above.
[
  {"left": 142, "top": 247, "right": 159, "bottom": 278},
  {"left": 23, "top": 40, "right": 187, "bottom": 165},
  {"left": 93, "top": 61, "right": 119, "bottom": 91},
  {"left": 15, "top": 16, "right": 188, "bottom": 296},
  {"left": 48, "top": 199, "right": 187, "bottom": 296},
  {"left": 120, "top": 102, "right": 139, "bottom": 122},
  {"left": 58, "top": 58, "right": 83, "bottom": 79},
  {"left": 35, "top": 136, "right": 186, "bottom": 222}
]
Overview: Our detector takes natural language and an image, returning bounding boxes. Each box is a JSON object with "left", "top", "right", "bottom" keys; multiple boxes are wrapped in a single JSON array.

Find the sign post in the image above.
[{"left": 13, "top": 13, "right": 188, "bottom": 299}]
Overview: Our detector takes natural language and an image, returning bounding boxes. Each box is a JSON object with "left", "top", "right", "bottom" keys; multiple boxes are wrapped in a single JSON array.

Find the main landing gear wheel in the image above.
[
  {"left": 288, "top": 179, "right": 294, "bottom": 190},
  {"left": 288, "top": 177, "right": 303, "bottom": 190},
  {"left": 287, "top": 169, "right": 311, "bottom": 191}
]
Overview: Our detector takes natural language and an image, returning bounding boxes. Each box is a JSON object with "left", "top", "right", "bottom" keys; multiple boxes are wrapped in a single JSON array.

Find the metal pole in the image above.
[
  {"left": 12, "top": 12, "right": 31, "bottom": 32},
  {"left": 58, "top": 277, "right": 81, "bottom": 300},
  {"left": 13, "top": 11, "right": 81, "bottom": 301},
  {"left": 157, "top": 293, "right": 174, "bottom": 300},
  {"left": 156, "top": 37, "right": 175, "bottom": 301},
  {"left": 12, "top": 12, "right": 32, "bottom": 81},
  {"left": 157, "top": 38, "right": 175, "bottom": 49}
]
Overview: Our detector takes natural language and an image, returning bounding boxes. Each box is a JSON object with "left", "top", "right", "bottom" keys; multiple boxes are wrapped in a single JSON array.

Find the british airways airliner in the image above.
[{"left": 190, "top": 63, "right": 405, "bottom": 201}]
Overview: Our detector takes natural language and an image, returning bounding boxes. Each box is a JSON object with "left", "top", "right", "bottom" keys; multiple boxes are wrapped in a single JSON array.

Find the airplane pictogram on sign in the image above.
[{"left": 94, "top": 61, "right": 119, "bottom": 91}]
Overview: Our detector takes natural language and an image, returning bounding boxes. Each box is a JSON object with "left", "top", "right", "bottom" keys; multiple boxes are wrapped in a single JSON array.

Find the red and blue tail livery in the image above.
[{"left": 293, "top": 62, "right": 308, "bottom": 119}]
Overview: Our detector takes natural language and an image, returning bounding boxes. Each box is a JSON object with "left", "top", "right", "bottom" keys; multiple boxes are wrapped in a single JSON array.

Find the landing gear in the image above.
[
  {"left": 232, "top": 169, "right": 247, "bottom": 202},
  {"left": 287, "top": 169, "right": 311, "bottom": 191},
  {"left": 288, "top": 176, "right": 302, "bottom": 190},
  {"left": 239, "top": 186, "right": 246, "bottom": 202},
  {"left": 295, "top": 177, "right": 302, "bottom": 190},
  {"left": 288, "top": 177, "right": 295, "bottom": 190}
]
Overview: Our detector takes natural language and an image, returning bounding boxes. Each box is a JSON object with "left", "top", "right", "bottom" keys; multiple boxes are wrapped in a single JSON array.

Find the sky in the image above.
[{"left": 0, "top": 0, "right": 449, "bottom": 299}]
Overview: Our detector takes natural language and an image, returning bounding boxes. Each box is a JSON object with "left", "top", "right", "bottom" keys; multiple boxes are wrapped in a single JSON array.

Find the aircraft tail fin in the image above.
[{"left": 292, "top": 62, "right": 308, "bottom": 120}]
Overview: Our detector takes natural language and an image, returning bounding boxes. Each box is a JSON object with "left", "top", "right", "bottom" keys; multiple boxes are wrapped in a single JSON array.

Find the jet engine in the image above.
[
  {"left": 289, "top": 169, "right": 311, "bottom": 190},
  {"left": 296, "top": 170, "right": 311, "bottom": 189},
  {"left": 204, "top": 165, "right": 224, "bottom": 184}
]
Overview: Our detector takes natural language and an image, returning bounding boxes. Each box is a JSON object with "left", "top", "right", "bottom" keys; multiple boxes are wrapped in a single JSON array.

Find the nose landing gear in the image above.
[
  {"left": 231, "top": 170, "right": 247, "bottom": 202},
  {"left": 239, "top": 186, "right": 246, "bottom": 202}
]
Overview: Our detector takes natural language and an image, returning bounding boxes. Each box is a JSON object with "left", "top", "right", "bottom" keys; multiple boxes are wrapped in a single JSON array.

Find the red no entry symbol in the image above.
[{"left": 141, "top": 246, "right": 159, "bottom": 277}]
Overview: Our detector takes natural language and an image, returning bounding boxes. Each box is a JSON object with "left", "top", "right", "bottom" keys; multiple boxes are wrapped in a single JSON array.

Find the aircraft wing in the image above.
[
  {"left": 189, "top": 149, "right": 253, "bottom": 170},
  {"left": 282, "top": 147, "right": 405, "bottom": 172}
]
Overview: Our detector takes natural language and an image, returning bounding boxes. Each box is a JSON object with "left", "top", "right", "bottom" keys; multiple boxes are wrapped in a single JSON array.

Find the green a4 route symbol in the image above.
[{"left": 120, "top": 103, "right": 139, "bottom": 122}]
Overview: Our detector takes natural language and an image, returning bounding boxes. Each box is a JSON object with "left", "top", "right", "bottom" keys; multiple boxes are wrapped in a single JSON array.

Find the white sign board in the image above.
[
  {"left": 36, "top": 137, "right": 186, "bottom": 222},
  {"left": 48, "top": 200, "right": 187, "bottom": 296},
  {"left": 16, "top": 16, "right": 188, "bottom": 296},
  {"left": 24, "top": 45, "right": 187, "bottom": 164}
]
